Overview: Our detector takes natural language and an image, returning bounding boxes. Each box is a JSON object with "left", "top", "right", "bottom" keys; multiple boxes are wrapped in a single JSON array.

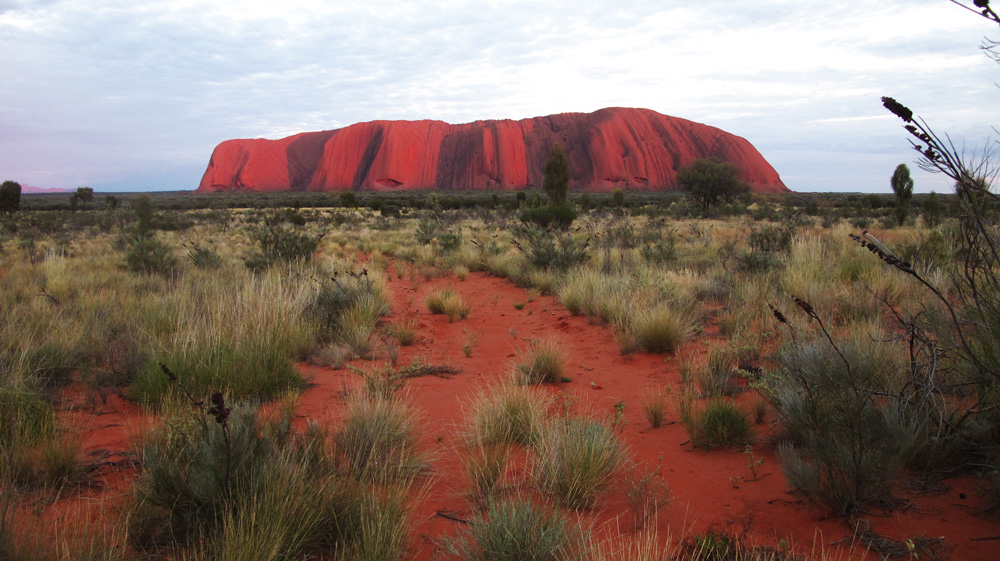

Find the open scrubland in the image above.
[{"left": 1, "top": 191, "right": 998, "bottom": 561}]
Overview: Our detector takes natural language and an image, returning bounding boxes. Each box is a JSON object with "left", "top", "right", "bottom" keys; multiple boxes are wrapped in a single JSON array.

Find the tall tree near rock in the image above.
[
  {"left": 890, "top": 163, "right": 914, "bottom": 226},
  {"left": 0, "top": 180, "right": 21, "bottom": 213},
  {"left": 542, "top": 143, "right": 570, "bottom": 205},
  {"left": 676, "top": 158, "right": 749, "bottom": 211}
]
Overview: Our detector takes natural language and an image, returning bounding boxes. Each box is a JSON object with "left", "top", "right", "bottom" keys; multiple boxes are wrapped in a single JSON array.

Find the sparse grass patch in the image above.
[
  {"left": 513, "top": 338, "right": 568, "bottom": 385},
  {"left": 444, "top": 497, "right": 587, "bottom": 561},
  {"left": 462, "top": 444, "right": 510, "bottom": 508},
  {"left": 387, "top": 318, "right": 419, "bottom": 346},
  {"left": 426, "top": 287, "right": 470, "bottom": 322},
  {"left": 335, "top": 396, "right": 426, "bottom": 483},
  {"left": 532, "top": 416, "right": 626, "bottom": 509},
  {"left": 466, "top": 385, "right": 549, "bottom": 447},
  {"left": 686, "top": 399, "right": 753, "bottom": 450},
  {"left": 641, "top": 388, "right": 669, "bottom": 429}
]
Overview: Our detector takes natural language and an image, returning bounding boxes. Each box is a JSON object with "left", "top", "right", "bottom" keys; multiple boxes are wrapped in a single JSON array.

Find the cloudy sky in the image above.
[{"left": 1, "top": 0, "right": 997, "bottom": 193}]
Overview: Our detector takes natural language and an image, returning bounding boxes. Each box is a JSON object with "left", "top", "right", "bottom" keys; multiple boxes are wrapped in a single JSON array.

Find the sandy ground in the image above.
[{"left": 46, "top": 263, "right": 1000, "bottom": 560}]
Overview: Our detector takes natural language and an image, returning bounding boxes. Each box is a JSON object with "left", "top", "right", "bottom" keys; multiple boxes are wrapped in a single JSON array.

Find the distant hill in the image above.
[
  {"left": 21, "top": 185, "right": 70, "bottom": 194},
  {"left": 198, "top": 107, "right": 787, "bottom": 194}
]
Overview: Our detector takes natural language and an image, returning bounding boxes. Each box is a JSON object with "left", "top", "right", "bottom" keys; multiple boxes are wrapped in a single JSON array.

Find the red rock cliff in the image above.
[{"left": 197, "top": 107, "right": 788, "bottom": 193}]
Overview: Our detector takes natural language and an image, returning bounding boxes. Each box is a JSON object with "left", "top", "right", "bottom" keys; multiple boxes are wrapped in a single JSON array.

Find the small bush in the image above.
[
  {"left": 687, "top": 400, "right": 752, "bottom": 450},
  {"left": 532, "top": 416, "right": 626, "bottom": 509},
  {"left": 245, "top": 212, "right": 321, "bottom": 270},
  {"left": 765, "top": 332, "right": 917, "bottom": 517},
  {"left": 185, "top": 241, "right": 222, "bottom": 269},
  {"left": 513, "top": 338, "right": 567, "bottom": 385},
  {"left": 425, "top": 287, "right": 470, "bottom": 322},
  {"left": 444, "top": 498, "right": 586, "bottom": 561},
  {"left": 462, "top": 444, "right": 510, "bottom": 508},
  {"left": 124, "top": 235, "right": 178, "bottom": 276},
  {"left": 624, "top": 465, "right": 673, "bottom": 530},
  {"left": 641, "top": 389, "right": 668, "bottom": 429},
  {"left": 631, "top": 302, "right": 694, "bottom": 354},
  {"left": 512, "top": 226, "right": 588, "bottom": 271},
  {"left": 387, "top": 318, "right": 419, "bottom": 346},
  {"left": 466, "top": 385, "right": 548, "bottom": 447},
  {"left": 519, "top": 204, "right": 578, "bottom": 230},
  {"left": 335, "top": 397, "right": 425, "bottom": 483}
]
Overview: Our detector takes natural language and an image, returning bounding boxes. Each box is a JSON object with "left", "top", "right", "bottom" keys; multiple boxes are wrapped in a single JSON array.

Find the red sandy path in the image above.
[
  {"left": 299, "top": 263, "right": 1000, "bottom": 561},
  {"left": 46, "top": 264, "right": 1000, "bottom": 560}
]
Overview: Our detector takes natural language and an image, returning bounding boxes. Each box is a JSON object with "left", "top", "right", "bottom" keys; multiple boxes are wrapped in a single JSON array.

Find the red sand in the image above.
[{"left": 45, "top": 265, "right": 1000, "bottom": 560}]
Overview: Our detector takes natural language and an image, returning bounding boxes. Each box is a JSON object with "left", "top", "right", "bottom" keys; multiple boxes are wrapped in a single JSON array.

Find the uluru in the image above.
[{"left": 197, "top": 107, "right": 788, "bottom": 194}]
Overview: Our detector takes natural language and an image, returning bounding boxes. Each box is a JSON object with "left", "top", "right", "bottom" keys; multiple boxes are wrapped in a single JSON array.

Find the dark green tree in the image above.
[
  {"left": 890, "top": 164, "right": 914, "bottom": 226},
  {"left": 542, "top": 143, "right": 570, "bottom": 205},
  {"left": 69, "top": 187, "right": 94, "bottom": 210},
  {"left": 0, "top": 180, "right": 21, "bottom": 213},
  {"left": 921, "top": 191, "right": 943, "bottom": 228},
  {"left": 676, "top": 158, "right": 750, "bottom": 210},
  {"left": 612, "top": 188, "right": 625, "bottom": 207}
]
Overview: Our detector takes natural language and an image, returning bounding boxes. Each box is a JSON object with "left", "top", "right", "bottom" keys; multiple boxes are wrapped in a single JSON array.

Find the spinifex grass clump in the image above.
[
  {"left": 335, "top": 396, "right": 426, "bottom": 483},
  {"left": 532, "top": 416, "right": 626, "bottom": 509},
  {"left": 684, "top": 399, "right": 753, "bottom": 450},
  {"left": 130, "top": 269, "right": 315, "bottom": 406},
  {"left": 129, "top": 369, "right": 414, "bottom": 559},
  {"left": 425, "top": 287, "right": 470, "bottom": 322},
  {"left": 310, "top": 267, "right": 392, "bottom": 356},
  {"left": 444, "top": 497, "right": 587, "bottom": 561},
  {"left": 466, "top": 385, "right": 549, "bottom": 447},
  {"left": 462, "top": 443, "right": 510, "bottom": 509},
  {"left": 513, "top": 338, "right": 568, "bottom": 385},
  {"left": 387, "top": 318, "right": 419, "bottom": 346},
  {"left": 629, "top": 301, "right": 694, "bottom": 354}
]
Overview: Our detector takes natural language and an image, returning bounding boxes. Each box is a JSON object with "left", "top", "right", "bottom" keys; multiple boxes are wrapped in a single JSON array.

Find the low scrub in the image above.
[
  {"left": 444, "top": 497, "right": 587, "bottom": 561},
  {"left": 764, "top": 331, "right": 916, "bottom": 517},
  {"left": 131, "top": 342, "right": 303, "bottom": 407},
  {"left": 466, "top": 385, "right": 549, "bottom": 447},
  {"left": 335, "top": 396, "right": 426, "bottom": 483},
  {"left": 513, "top": 338, "right": 567, "bottom": 385},
  {"left": 532, "top": 416, "right": 626, "bottom": 509},
  {"left": 425, "top": 287, "right": 470, "bottom": 322},
  {"left": 684, "top": 399, "right": 753, "bottom": 450}
]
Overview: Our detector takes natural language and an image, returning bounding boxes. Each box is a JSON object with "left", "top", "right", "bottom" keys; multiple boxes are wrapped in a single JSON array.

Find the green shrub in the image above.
[
  {"left": 444, "top": 498, "right": 586, "bottom": 561},
  {"left": 124, "top": 234, "right": 178, "bottom": 276},
  {"left": 532, "top": 417, "right": 626, "bottom": 509},
  {"left": 129, "top": 403, "right": 288, "bottom": 546},
  {"left": 186, "top": 242, "right": 222, "bottom": 269},
  {"left": 687, "top": 399, "right": 752, "bottom": 449},
  {"left": 764, "top": 333, "right": 916, "bottom": 516},
  {"left": 513, "top": 338, "right": 567, "bottom": 385},
  {"left": 131, "top": 342, "right": 303, "bottom": 407},
  {"left": 425, "top": 287, "right": 470, "bottom": 322},
  {"left": 245, "top": 212, "right": 321, "bottom": 271},
  {"left": 335, "top": 397, "right": 425, "bottom": 483},
  {"left": 466, "top": 385, "right": 548, "bottom": 447},
  {"left": 512, "top": 226, "right": 587, "bottom": 271},
  {"left": 519, "top": 205, "right": 577, "bottom": 230}
]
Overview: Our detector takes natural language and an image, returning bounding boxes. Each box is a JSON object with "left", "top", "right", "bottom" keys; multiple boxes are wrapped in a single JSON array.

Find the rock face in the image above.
[{"left": 198, "top": 107, "right": 787, "bottom": 193}]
